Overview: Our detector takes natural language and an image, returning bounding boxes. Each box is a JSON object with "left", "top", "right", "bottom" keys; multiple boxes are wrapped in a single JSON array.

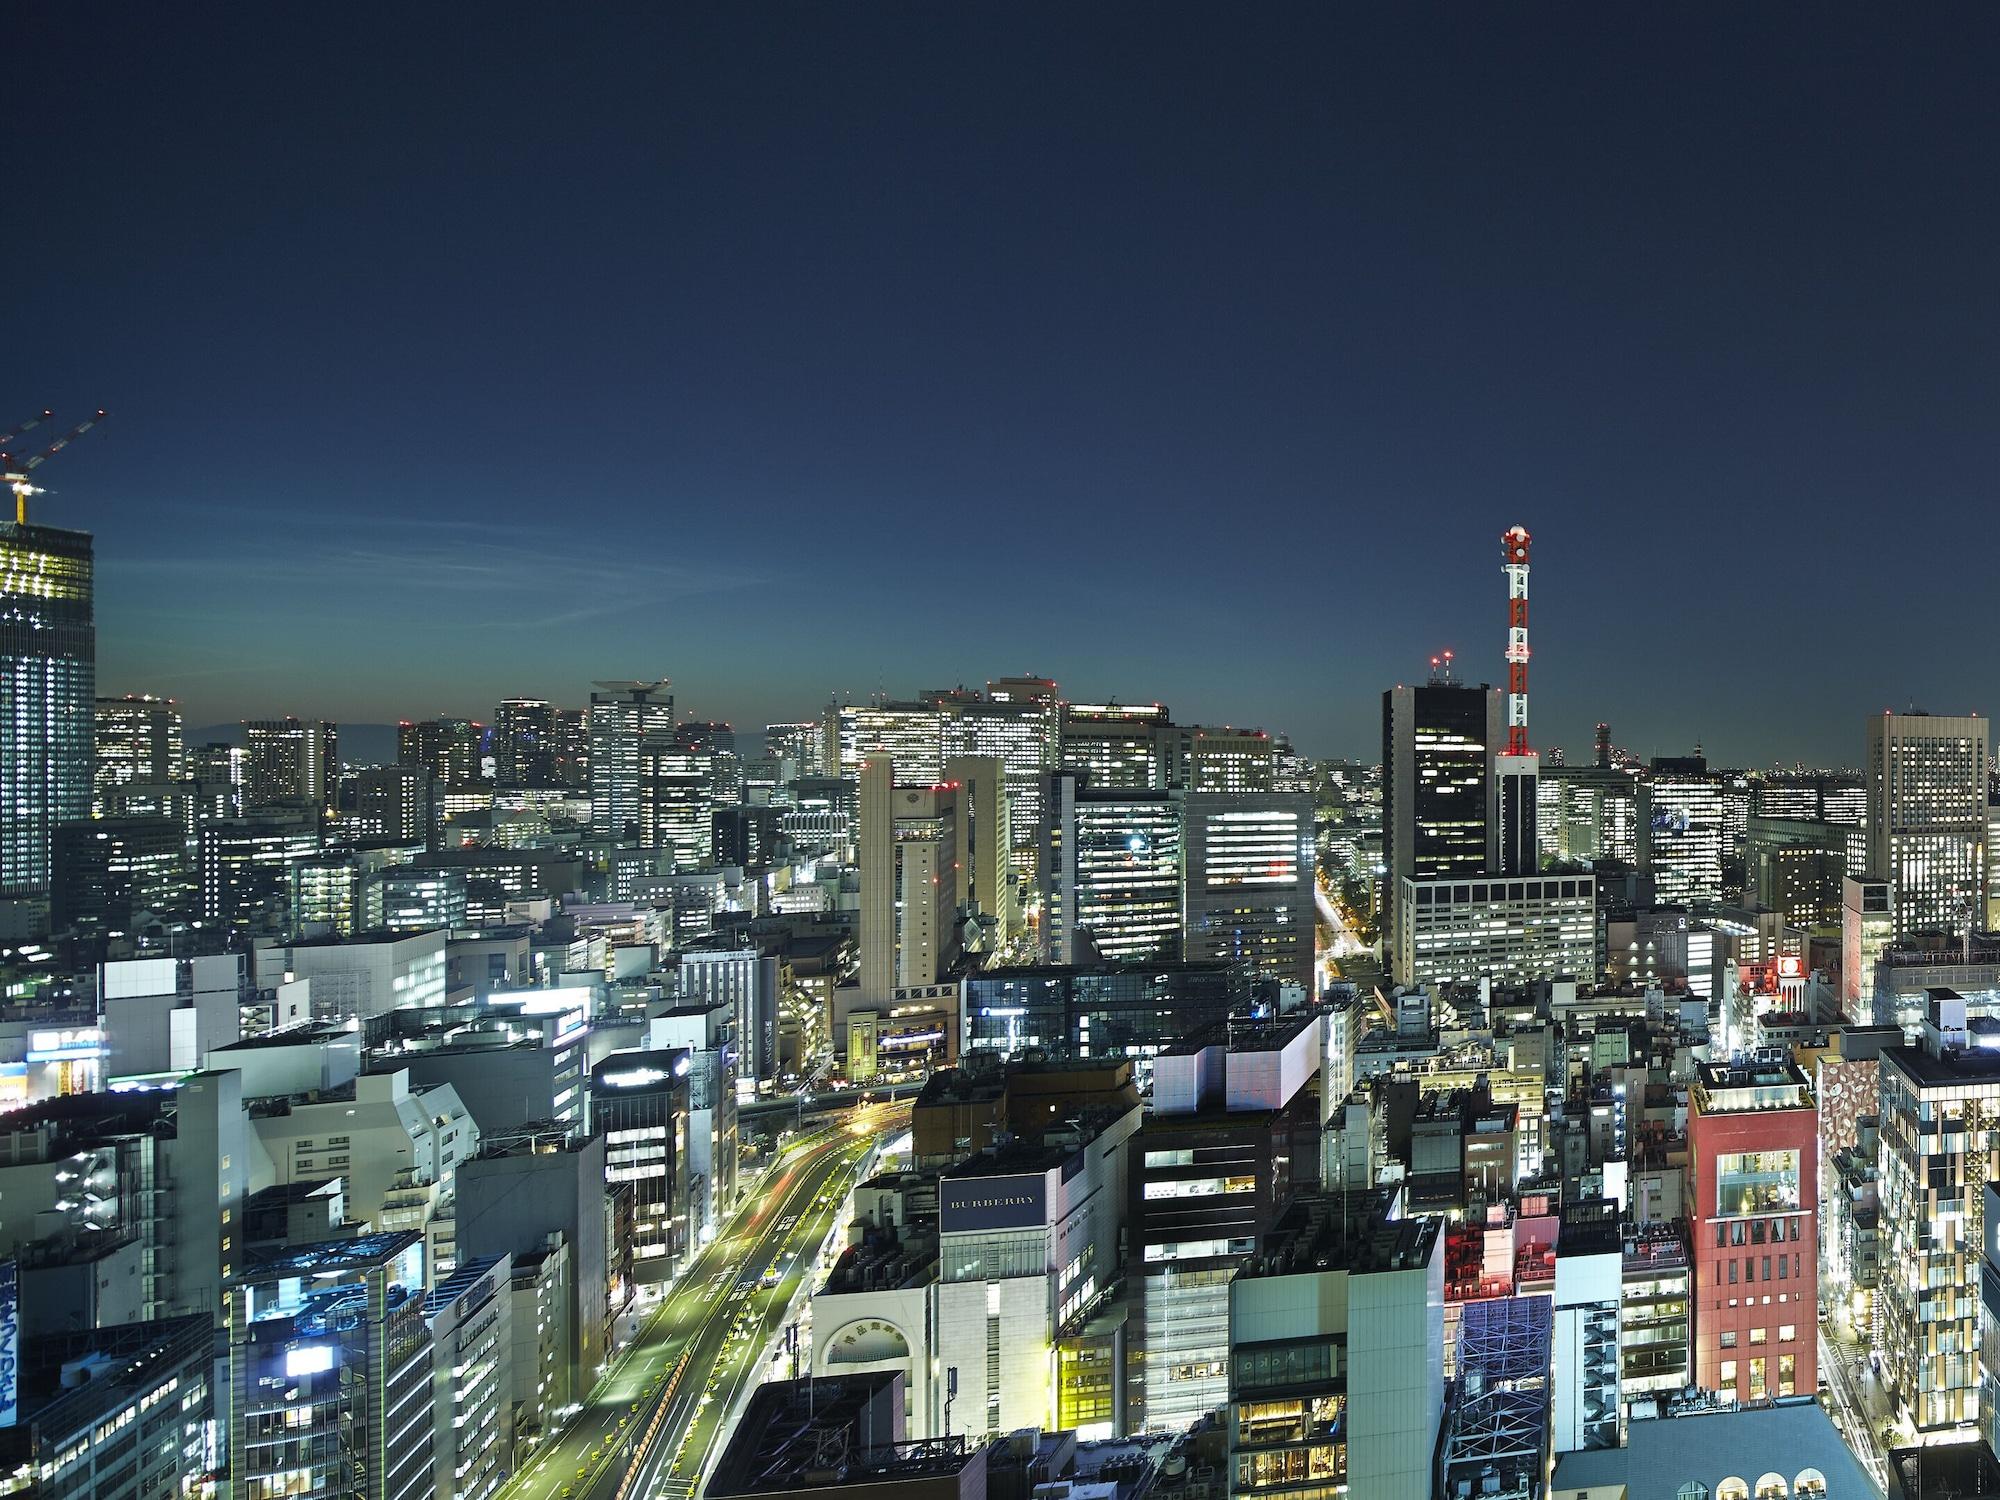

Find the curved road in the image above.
[{"left": 504, "top": 1102, "right": 903, "bottom": 1500}]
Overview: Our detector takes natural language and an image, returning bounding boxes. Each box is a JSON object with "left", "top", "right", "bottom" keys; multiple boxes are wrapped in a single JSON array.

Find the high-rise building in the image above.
[
  {"left": 1058, "top": 702, "right": 1172, "bottom": 790},
  {"left": 1638, "top": 757, "right": 1725, "bottom": 907},
  {"left": 1687, "top": 1057, "right": 1818, "bottom": 1406},
  {"left": 1179, "top": 726, "right": 1276, "bottom": 793},
  {"left": 588, "top": 679, "right": 674, "bottom": 841},
  {"left": 1538, "top": 764, "right": 1640, "bottom": 865},
  {"left": 1746, "top": 815, "right": 1848, "bottom": 930},
  {"left": 1182, "top": 790, "right": 1314, "bottom": 991},
  {"left": 52, "top": 815, "right": 190, "bottom": 936},
  {"left": 639, "top": 747, "right": 714, "bottom": 869},
  {"left": 352, "top": 765, "right": 435, "bottom": 846},
  {"left": 1382, "top": 676, "right": 1501, "bottom": 964},
  {"left": 1866, "top": 710, "right": 1989, "bottom": 942},
  {"left": 227, "top": 1232, "right": 436, "bottom": 1500},
  {"left": 859, "top": 756, "right": 961, "bottom": 1001},
  {"left": 92, "top": 693, "right": 182, "bottom": 813},
  {"left": 1038, "top": 772, "right": 1183, "bottom": 965},
  {"left": 831, "top": 701, "right": 942, "bottom": 784},
  {"left": 1877, "top": 992, "right": 2000, "bottom": 1437},
  {"left": 943, "top": 752, "right": 1014, "bottom": 939},
  {"left": 763, "top": 720, "right": 826, "bottom": 779},
  {"left": 244, "top": 717, "right": 338, "bottom": 817},
  {"left": 0, "top": 513, "right": 94, "bottom": 898},
  {"left": 398, "top": 718, "right": 484, "bottom": 786},
  {"left": 674, "top": 721, "right": 742, "bottom": 805},
  {"left": 553, "top": 706, "right": 588, "bottom": 787},
  {"left": 940, "top": 692, "right": 1053, "bottom": 879},
  {"left": 493, "top": 696, "right": 557, "bottom": 785}
]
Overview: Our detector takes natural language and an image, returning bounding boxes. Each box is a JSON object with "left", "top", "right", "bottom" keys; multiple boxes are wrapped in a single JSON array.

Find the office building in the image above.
[
  {"left": 1539, "top": 763, "right": 1640, "bottom": 865},
  {"left": 679, "top": 945, "right": 776, "bottom": 1095},
  {"left": 455, "top": 1127, "right": 608, "bottom": 1401},
  {"left": 260, "top": 929, "right": 448, "bottom": 1019},
  {"left": 399, "top": 717, "right": 484, "bottom": 787},
  {"left": 1227, "top": 1195, "right": 1445, "bottom": 1500},
  {"left": 1638, "top": 757, "right": 1725, "bottom": 907},
  {"left": 1038, "top": 773, "right": 1183, "bottom": 966},
  {"left": 1878, "top": 991, "right": 2000, "bottom": 1436},
  {"left": 830, "top": 700, "right": 943, "bottom": 783},
  {"left": 0, "top": 513, "right": 93, "bottom": 900},
  {"left": 92, "top": 693, "right": 182, "bottom": 812},
  {"left": 941, "top": 690, "right": 1055, "bottom": 878},
  {"left": 649, "top": 1002, "right": 740, "bottom": 1240},
  {"left": 590, "top": 1049, "right": 690, "bottom": 1280},
  {"left": 1179, "top": 726, "right": 1276, "bottom": 793},
  {"left": 199, "top": 811, "right": 321, "bottom": 935},
  {"left": 963, "top": 961, "right": 1248, "bottom": 1063},
  {"left": 493, "top": 696, "right": 556, "bottom": 785},
  {"left": 51, "top": 814, "right": 189, "bottom": 936},
  {"left": 349, "top": 764, "right": 435, "bottom": 847},
  {"left": 1182, "top": 791, "right": 1314, "bottom": 991},
  {"left": 424, "top": 1253, "right": 515, "bottom": 1500},
  {"left": 1395, "top": 872, "right": 1596, "bottom": 989},
  {"left": 1129, "top": 1014, "right": 1320, "bottom": 1433},
  {"left": 227, "top": 1232, "right": 435, "bottom": 1500},
  {"left": 1058, "top": 701, "right": 1172, "bottom": 790},
  {"left": 859, "top": 755, "right": 962, "bottom": 1001},
  {"left": 1746, "top": 815, "right": 1848, "bottom": 930},
  {"left": 1867, "top": 709, "right": 1989, "bottom": 942},
  {"left": 1687, "top": 1057, "right": 1818, "bottom": 1405},
  {"left": 369, "top": 865, "right": 467, "bottom": 933},
  {"left": 588, "top": 678, "right": 674, "bottom": 842},
  {"left": 245, "top": 717, "right": 339, "bottom": 817},
  {"left": 1382, "top": 677, "right": 1501, "bottom": 965},
  {"left": 639, "top": 745, "right": 713, "bottom": 868},
  {"left": 1550, "top": 1199, "right": 1621, "bottom": 1454},
  {"left": 0, "top": 1315, "right": 214, "bottom": 1500},
  {"left": 553, "top": 706, "right": 588, "bottom": 787}
]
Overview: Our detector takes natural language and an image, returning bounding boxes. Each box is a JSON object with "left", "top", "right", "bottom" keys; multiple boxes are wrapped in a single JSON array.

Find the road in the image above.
[
  {"left": 1817, "top": 1319, "right": 1894, "bottom": 1493},
  {"left": 503, "top": 1102, "right": 903, "bottom": 1500}
]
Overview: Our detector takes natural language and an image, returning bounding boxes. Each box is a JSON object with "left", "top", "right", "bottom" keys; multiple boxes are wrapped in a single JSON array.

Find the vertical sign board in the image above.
[{"left": 0, "top": 1259, "right": 19, "bottom": 1428}]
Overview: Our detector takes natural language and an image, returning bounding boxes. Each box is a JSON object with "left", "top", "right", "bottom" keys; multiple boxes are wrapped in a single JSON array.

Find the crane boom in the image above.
[
  {"left": 18, "top": 410, "right": 108, "bottom": 471},
  {"left": 0, "top": 410, "right": 52, "bottom": 451},
  {"left": 3, "top": 409, "right": 109, "bottom": 524}
]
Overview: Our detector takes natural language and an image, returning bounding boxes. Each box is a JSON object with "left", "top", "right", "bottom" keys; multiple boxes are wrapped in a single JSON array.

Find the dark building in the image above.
[
  {"left": 494, "top": 697, "right": 558, "bottom": 785},
  {"left": 0, "top": 1314, "right": 214, "bottom": 1500},
  {"left": 455, "top": 1126, "right": 610, "bottom": 1399},
  {"left": 962, "top": 961, "right": 1249, "bottom": 1063},
  {"left": 709, "top": 1371, "right": 990, "bottom": 1500},
  {"left": 52, "top": 814, "right": 189, "bottom": 936},
  {"left": 0, "top": 516, "right": 94, "bottom": 900},
  {"left": 713, "top": 805, "right": 787, "bottom": 869},
  {"left": 1382, "top": 678, "right": 1500, "bottom": 956},
  {"left": 588, "top": 1050, "right": 691, "bottom": 1281}
]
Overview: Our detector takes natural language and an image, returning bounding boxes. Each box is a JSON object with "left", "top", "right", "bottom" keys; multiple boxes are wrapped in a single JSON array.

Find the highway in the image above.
[{"left": 503, "top": 1102, "right": 903, "bottom": 1500}]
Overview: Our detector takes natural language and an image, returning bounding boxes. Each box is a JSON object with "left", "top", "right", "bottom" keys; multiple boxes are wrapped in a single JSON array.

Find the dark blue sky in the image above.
[{"left": 15, "top": 6, "right": 1999, "bottom": 763}]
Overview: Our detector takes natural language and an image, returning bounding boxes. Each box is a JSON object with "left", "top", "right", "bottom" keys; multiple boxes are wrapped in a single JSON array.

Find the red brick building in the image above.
[{"left": 1686, "top": 1057, "right": 1818, "bottom": 1401}]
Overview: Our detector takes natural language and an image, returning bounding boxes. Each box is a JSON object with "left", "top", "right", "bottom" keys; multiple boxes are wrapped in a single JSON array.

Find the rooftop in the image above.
[
  {"left": 1552, "top": 1398, "right": 1872, "bottom": 1499},
  {"left": 1240, "top": 1192, "right": 1439, "bottom": 1280}
]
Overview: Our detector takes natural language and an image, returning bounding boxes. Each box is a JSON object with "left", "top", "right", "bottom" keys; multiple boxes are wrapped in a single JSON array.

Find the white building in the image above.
[
  {"left": 1867, "top": 709, "right": 1989, "bottom": 942},
  {"left": 1395, "top": 873, "right": 1596, "bottom": 989},
  {"left": 425, "top": 1252, "right": 515, "bottom": 1500},
  {"left": 257, "top": 929, "right": 448, "bottom": 1020},
  {"left": 251, "top": 1068, "right": 478, "bottom": 1250}
]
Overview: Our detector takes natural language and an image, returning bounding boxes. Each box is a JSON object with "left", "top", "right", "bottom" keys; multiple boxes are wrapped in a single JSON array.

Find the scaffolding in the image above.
[{"left": 1438, "top": 1293, "right": 1553, "bottom": 1500}]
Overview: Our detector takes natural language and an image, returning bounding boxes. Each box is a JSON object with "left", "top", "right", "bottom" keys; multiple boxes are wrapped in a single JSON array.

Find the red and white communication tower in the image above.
[
  {"left": 1495, "top": 525, "right": 1538, "bottom": 874},
  {"left": 1501, "top": 525, "right": 1531, "bottom": 752}
]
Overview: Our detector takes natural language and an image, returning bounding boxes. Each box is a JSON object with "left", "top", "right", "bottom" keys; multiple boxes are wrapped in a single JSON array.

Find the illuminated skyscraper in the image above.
[
  {"left": 1058, "top": 702, "right": 1173, "bottom": 790},
  {"left": 1381, "top": 674, "right": 1501, "bottom": 967},
  {"left": 244, "top": 717, "right": 338, "bottom": 817},
  {"left": 1182, "top": 790, "right": 1314, "bottom": 990},
  {"left": 1038, "top": 772, "right": 1184, "bottom": 965},
  {"left": 1639, "top": 757, "right": 1725, "bottom": 907},
  {"left": 0, "top": 514, "right": 94, "bottom": 898},
  {"left": 588, "top": 679, "right": 674, "bottom": 842},
  {"left": 93, "top": 693, "right": 183, "bottom": 812},
  {"left": 493, "top": 696, "right": 557, "bottom": 785},
  {"left": 858, "top": 755, "right": 961, "bottom": 1000},
  {"left": 1866, "top": 709, "right": 1989, "bottom": 942}
]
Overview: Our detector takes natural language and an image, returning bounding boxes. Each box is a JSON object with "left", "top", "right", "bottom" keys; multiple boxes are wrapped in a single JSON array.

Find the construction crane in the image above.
[{"left": 2, "top": 409, "right": 108, "bottom": 524}]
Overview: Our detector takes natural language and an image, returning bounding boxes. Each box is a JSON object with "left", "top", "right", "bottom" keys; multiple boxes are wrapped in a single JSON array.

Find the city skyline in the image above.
[{"left": 17, "top": 6, "right": 2000, "bottom": 763}]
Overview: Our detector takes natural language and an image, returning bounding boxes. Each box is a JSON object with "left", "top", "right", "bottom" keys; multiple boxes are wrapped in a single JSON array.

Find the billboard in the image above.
[
  {"left": 0, "top": 1260, "right": 18, "bottom": 1428},
  {"left": 939, "top": 1172, "right": 1048, "bottom": 1234}
]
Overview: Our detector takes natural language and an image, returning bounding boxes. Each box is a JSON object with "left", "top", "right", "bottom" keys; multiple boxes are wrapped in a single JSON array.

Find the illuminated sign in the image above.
[
  {"left": 285, "top": 1345, "right": 336, "bottom": 1376},
  {"left": 939, "top": 1172, "right": 1047, "bottom": 1233},
  {"left": 26, "top": 1028, "right": 104, "bottom": 1063},
  {"left": 600, "top": 1068, "right": 668, "bottom": 1089},
  {"left": 1778, "top": 955, "right": 1804, "bottom": 979}
]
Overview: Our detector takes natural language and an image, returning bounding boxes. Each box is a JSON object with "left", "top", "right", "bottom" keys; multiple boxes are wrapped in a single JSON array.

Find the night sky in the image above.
[{"left": 15, "top": 6, "right": 2000, "bottom": 764}]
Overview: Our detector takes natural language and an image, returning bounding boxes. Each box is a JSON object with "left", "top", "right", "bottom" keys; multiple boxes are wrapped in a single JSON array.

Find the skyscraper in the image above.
[
  {"left": 1058, "top": 702, "right": 1173, "bottom": 790},
  {"left": 243, "top": 718, "right": 338, "bottom": 817},
  {"left": 0, "top": 513, "right": 94, "bottom": 898},
  {"left": 93, "top": 693, "right": 183, "bottom": 812},
  {"left": 1638, "top": 757, "right": 1725, "bottom": 908},
  {"left": 1038, "top": 772, "right": 1184, "bottom": 965},
  {"left": 858, "top": 755, "right": 961, "bottom": 1001},
  {"left": 398, "top": 717, "right": 484, "bottom": 786},
  {"left": 1866, "top": 709, "right": 1989, "bottom": 942},
  {"left": 1381, "top": 674, "right": 1501, "bottom": 964},
  {"left": 1182, "top": 789, "right": 1315, "bottom": 990},
  {"left": 639, "top": 746, "right": 714, "bottom": 869},
  {"left": 493, "top": 696, "right": 557, "bottom": 785},
  {"left": 588, "top": 679, "right": 674, "bottom": 841}
]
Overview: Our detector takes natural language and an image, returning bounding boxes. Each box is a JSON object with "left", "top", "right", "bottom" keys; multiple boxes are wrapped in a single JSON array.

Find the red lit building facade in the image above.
[{"left": 1686, "top": 1058, "right": 1818, "bottom": 1402}]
